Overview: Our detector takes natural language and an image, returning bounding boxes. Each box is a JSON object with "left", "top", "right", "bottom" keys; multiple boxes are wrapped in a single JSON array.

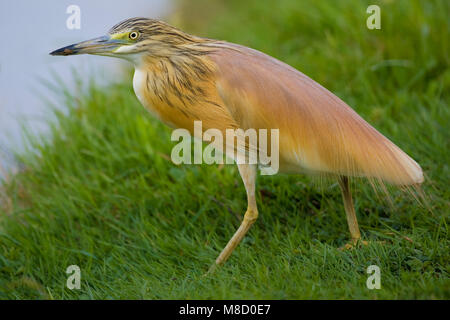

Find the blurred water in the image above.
[{"left": 0, "top": 0, "right": 171, "bottom": 177}]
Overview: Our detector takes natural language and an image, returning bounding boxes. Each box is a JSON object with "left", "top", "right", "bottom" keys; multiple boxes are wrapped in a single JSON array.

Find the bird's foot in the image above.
[
  {"left": 203, "top": 262, "right": 219, "bottom": 277},
  {"left": 339, "top": 239, "right": 386, "bottom": 250},
  {"left": 339, "top": 239, "right": 369, "bottom": 251}
]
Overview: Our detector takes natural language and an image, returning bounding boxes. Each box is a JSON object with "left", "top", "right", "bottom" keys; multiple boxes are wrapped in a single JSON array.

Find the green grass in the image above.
[{"left": 0, "top": 0, "right": 449, "bottom": 299}]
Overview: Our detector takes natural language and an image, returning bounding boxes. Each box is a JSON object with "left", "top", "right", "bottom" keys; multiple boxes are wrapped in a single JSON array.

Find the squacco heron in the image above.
[{"left": 50, "top": 18, "right": 423, "bottom": 270}]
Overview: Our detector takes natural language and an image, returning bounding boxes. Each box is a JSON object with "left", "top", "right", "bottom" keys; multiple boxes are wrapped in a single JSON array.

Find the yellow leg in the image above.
[
  {"left": 208, "top": 164, "right": 258, "bottom": 273},
  {"left": 338, "top": 176, "right": 363, "bottom": 246}
]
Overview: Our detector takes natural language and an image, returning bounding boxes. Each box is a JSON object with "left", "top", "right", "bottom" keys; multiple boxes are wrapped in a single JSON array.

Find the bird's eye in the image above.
[{"left": 129, "top": 31, "right": 139, "bottom": 40}]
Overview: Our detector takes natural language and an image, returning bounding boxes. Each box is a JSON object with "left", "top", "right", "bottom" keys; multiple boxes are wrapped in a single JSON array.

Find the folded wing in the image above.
[{"left": 208, "top": 43, "right": 423, "bottom": 185}]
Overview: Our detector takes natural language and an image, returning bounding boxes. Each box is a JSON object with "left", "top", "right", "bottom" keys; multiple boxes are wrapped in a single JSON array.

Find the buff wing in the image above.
[{"left": 209, "top": 43, "right": 423, "bottom": 186}]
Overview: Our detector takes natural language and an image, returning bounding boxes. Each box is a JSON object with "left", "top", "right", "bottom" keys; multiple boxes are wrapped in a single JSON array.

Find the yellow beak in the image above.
[{"left": 50, "top": 35, "right": 126, "bottom": 56}]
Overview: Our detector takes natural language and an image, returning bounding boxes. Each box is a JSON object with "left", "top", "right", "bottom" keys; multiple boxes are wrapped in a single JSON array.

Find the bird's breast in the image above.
[
  {"left": 132, "top": 61, "right": 237, "bottom": 134},
  {"left": 133, "top": 67, "right": 171, "bottom": 125},
  {"left": 132, "top": 66, "right": 208, "bottom": 130}
]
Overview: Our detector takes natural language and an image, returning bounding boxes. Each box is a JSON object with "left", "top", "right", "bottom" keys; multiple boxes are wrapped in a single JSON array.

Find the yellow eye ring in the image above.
[{"left": 129, "top": 31, "right": 139, "bottom": 40}]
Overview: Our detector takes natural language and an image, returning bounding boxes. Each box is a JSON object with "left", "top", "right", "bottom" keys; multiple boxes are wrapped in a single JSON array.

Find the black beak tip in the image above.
[{"left": 49, "top": 46, "right": 76, "bottom": 56}]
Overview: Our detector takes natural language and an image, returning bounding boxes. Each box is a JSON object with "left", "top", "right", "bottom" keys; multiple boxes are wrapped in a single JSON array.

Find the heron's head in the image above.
[{"left": 50, "top": 18, "right": 201, "bottom": 63}]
